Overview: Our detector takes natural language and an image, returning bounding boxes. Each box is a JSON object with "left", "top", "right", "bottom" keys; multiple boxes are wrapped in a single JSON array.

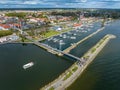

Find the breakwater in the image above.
[{"left": 40, "top": 34, "right": 116, "bottom": 90}]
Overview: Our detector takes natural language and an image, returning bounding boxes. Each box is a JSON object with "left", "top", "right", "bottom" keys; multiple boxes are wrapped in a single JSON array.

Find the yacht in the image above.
[
  {"left": 59, "top": 40, "right": 65, "bottom": 45},
  {"left": 23, "top": 62, "right": 34, "bottom": 69},
  {"left": 59, "top": 34, "right": 63, "bottom": 37},
  {"left": 71, "top": 43, "right": 75, "bottom": 46},
  {"left": 59, "top": 40, "right": 63, "bottom": 42},
  {"left": 59, "top": 42, "right": 65, "bottom": 45},
  {"left": 48, "top": 38, "right": 52, "bottom": 41},
  {"left": 53, "top": 38, "right": 59, "bottom": 42},
  {"left": 53, "top": 38, "right": 58, "bottom": 42},
  {"left": 67, "top": 32, "right": 72, "bottom": 34},
  {"left": 63, "top": 34, "right": 67, "bottom": 38},
  {"left": 73, "top": 33, "right": 77, "bottom": 35},
  {"left": 70, "top": 36, "right": 76, "bottom": 39}
]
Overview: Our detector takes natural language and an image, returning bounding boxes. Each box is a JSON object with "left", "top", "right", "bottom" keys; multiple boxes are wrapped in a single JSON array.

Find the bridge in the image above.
[
  {"left": 55, "top": 49, "right": 84, "bottom": 62},
  {"left": 34, "top": 41, "right": 85, "bottom": 62}
]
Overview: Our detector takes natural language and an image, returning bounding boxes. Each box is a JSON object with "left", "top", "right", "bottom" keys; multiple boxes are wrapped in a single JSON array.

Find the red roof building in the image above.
[
  {"left": 73, "top": 23, "right": 82, "bottom": 27},
  {"left": 0, "top": 24, "right": 11, "bottom": 30}
]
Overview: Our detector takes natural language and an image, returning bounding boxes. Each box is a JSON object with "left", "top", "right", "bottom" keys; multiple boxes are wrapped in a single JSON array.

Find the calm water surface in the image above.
[{"left": 0, "top": 44, "right": 73, "bottom": 90}]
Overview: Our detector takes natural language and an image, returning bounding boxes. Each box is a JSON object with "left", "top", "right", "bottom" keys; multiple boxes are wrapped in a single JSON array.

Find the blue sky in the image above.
[{"left": 0, "top": 0, "right": 120, "bottom": 8}]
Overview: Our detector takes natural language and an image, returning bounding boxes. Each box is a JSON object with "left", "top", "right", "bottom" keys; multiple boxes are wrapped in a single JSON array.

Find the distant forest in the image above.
[
  {"left": 50, "top": 9, "right": 120, "bottom": 19},
  {"left": 1, "top": 8, "right": 120, "bottom": 19}
]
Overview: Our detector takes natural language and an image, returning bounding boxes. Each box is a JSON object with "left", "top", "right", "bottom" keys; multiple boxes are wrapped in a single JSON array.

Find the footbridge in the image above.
[
  {"left": 34, "top": 42, "right": 84, "bottom": 62},
  {"left": 55, "top": 49, "right": 84, "bottom": 62}
]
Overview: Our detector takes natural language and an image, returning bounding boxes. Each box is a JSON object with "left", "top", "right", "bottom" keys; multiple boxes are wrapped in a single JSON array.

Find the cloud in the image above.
[
  {"left": 0, "top": 0, "right": 120, "bottom": 8},
  {"left": 81, "top": 0, "right": 87, "bottom": 3},
  {"left": 23, "top": 1, "right": 38, "bottom": 5}
]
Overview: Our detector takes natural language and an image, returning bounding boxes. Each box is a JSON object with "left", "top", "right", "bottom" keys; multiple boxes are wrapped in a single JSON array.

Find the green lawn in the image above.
[
  {"left": 49, "top": 86, "right": 54, "bottom": 90},
  {"left": 43, "top": 30, "right": 60, "bottom": 38},
  {"left": 72, "top": 66, "right": 78, "bottom": 72},
  {"left": 63, "top": 71, "right": 73, "bottom": 81},
  {"left": 43, "top": 27, "right": 73, "bottom": 38},
  {"left": 91, "top": 48, "right": 96, "bottom": 53}
]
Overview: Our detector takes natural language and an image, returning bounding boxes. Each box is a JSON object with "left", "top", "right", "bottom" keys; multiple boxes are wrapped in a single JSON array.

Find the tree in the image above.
[
  {"left": 6, "top": 12, "right": 27, "bottom": 18},
  {"left": 0, "top": 30, "right": 13, "bottom": 37}
]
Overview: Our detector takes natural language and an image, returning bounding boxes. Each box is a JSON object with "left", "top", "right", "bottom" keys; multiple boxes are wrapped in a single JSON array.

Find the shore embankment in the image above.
[{"left": 40, "top": 34, "right": 116, "bottom": 90}]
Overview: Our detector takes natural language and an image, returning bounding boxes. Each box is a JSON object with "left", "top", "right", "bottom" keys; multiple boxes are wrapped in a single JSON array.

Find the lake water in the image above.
[{"left": 0, "top": 43, "right": 74, "bottom": 90}]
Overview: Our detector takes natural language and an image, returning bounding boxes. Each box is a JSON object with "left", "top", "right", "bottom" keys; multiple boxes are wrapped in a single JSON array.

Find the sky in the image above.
[{"left": 0, "top": 0, "right": 120, "bottom": 9}]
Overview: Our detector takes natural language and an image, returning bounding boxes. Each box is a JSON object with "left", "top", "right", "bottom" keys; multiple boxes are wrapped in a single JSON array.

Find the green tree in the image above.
[{"left": 0, "top": 30, "right": 13, "bottom": 37}]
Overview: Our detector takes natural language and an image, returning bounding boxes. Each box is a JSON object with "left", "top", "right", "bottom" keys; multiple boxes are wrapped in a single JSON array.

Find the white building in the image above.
[{"left": 0, "top": 37, "right": 7, "bottom": 43}]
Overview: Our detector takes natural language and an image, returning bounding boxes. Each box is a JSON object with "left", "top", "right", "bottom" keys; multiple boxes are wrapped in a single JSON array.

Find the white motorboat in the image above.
[{"left": 23, "top": 62, "right": 34, "bottom": 69}]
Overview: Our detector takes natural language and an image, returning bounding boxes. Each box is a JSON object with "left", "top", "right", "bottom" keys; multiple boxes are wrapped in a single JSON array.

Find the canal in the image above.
[
  {"left": 0, "top": 43, "right": 74, "bottom": 90},
  {"left": 67, "top": 20, "right": 120, "bottom": 90}
]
